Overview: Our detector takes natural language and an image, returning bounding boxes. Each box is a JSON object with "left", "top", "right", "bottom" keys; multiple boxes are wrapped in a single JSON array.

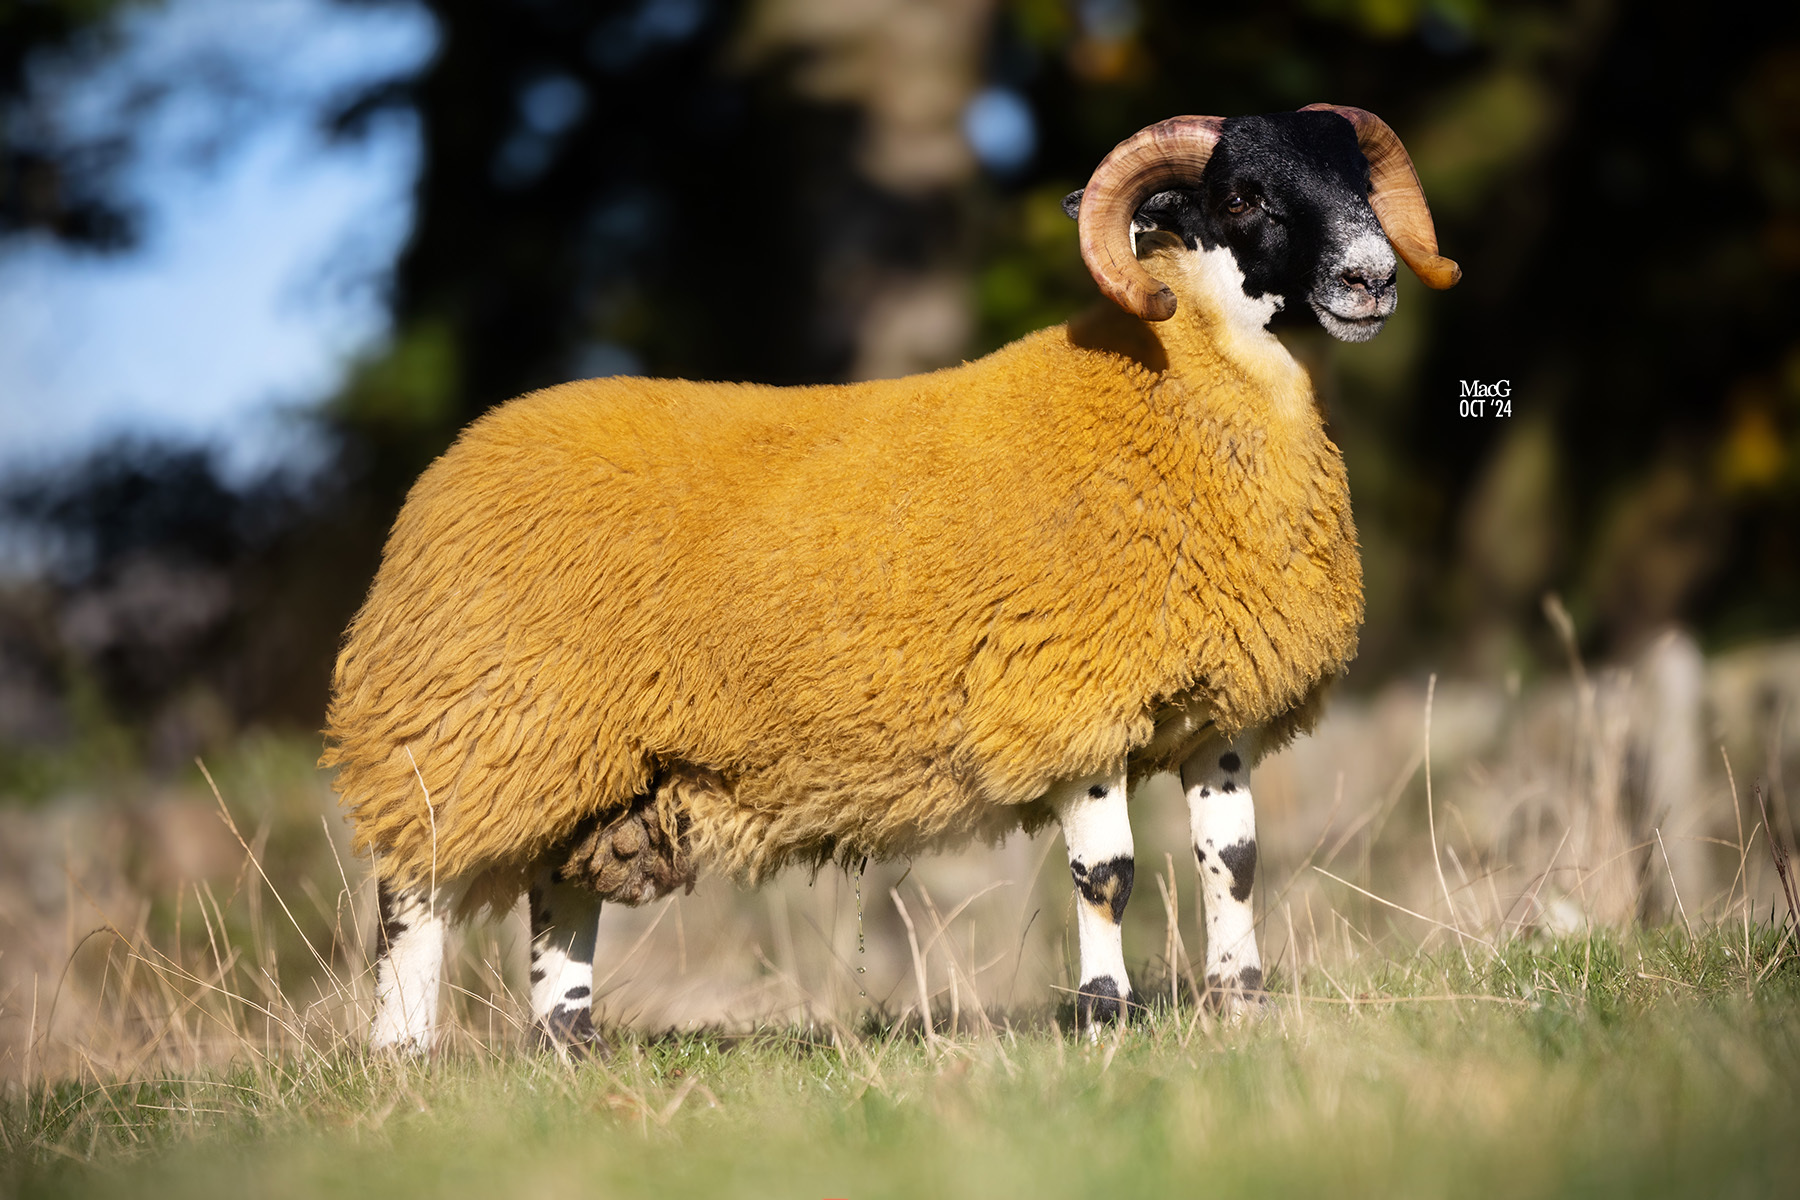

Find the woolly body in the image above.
[{"left": 323, "top": 240, "right": 1362, "bottom": 913}]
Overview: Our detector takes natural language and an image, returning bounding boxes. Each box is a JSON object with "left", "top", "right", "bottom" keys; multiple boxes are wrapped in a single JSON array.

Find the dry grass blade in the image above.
[
  {"left": 914, "top": 886, "right": 969, "bottom": 1040},
  {"left": 1294, "top": 992, "right": 1531, "bottom": 1008},
  {"left": 1755, "top": 783, "right": 1800, "bottom": 933},
  {"left": 653, "top": 1072, "right": 703, "bottom": 1126},
  {"left": 1503, "top": 826, "right": 1572, "bottom": 938},
  {"left": 752, "top": 948, "right": 887, "bottom": 1086},
  {"left": 320, "top": 814, "right": 367, "bottom": 961},
  {"left": 1423, "top": 674, "right": 1475, "bottom": 973},
  {"left": 1320, "top": 745, "right": 1425, "bottom": 871},
  {"left": 916, "top": 880, "right": 1009, "bottom": 963},
  {"left": 195, "top": 758, "right": 343, "bottom": 995},
  {"left": 1654, "top": 828, "right": 1695, "bottom": 943},
  {"left": 890, "top": 888, "right": 937, "bottom": 1052},
  {"left": 1155, "top": 853, "right": 1188, "bottom": 1014},
  {"left": 1269, "top": 771, "right": 1344, "bottom": 915},
  {"left": 591, "top": 898, "right": 673, "bottom": 999},
  {"left": 1312, "top": 867, "right": 1496, "bottom": 949}
]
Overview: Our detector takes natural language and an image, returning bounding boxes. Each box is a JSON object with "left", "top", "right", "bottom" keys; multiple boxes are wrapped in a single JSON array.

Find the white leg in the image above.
[
  {"left": 1051, "top": 765, "right": 1134, "bottom": 1030},
  {"left": 372, "top": 879, "right": 446, "bottom": 1053},
  {"left": 1182, "top": 735, "right": 1265, "bottom": 1016},
  {"left": 528, "top": 866, "right": 605, "bottom": 1056}
]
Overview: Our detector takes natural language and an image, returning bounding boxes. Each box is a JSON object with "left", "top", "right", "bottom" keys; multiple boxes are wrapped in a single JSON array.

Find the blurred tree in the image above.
[
  {"left": 977, "top": 0, "right": 1800, "bottom": 674},
  {"left": 326, "top": 0, "right": 981, "bottom": 482},
  {"left": 0, "top": 0, "right": 156, "bottom": 247},
  {"left": 0, "top": 441, "right": 308, "bottom": 760},
  {"left": 2, "top": 0, "right": 1797, "bottom": 746}
]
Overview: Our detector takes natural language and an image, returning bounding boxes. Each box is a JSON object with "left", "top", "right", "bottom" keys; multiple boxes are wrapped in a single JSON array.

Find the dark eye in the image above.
[{"left": 1226, "top": 194, "right": 1249, "bottom": 214}]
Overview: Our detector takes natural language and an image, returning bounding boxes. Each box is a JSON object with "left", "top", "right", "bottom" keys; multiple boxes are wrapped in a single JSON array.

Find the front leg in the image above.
[
  {"left": 1182, "top": 734, "right": 1266, "bottom": 1015},
  {"left": 1051, "top": 766, "right": 1134, "bottom": 1031}
]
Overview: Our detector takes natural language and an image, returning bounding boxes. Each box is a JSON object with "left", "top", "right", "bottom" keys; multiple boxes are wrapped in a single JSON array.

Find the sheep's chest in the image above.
[{"left": 1132, "top": 402, "right": 1362, "bottom": 759}]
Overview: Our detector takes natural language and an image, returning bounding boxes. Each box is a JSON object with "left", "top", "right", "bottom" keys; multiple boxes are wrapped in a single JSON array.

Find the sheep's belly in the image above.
[{"left": 585, "top": 749, "right": 1051, "bottom": 888}]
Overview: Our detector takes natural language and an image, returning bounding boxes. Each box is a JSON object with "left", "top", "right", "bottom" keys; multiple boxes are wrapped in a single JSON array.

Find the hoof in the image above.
[
  {"left": 1075, "top": 975, "right": 1129, "bottom": 1034},
  {"left": 1203, "top": 966, "right": 1270, "bottom": 1022},
  {"left": 536, "top": 1005, "right": 612, "bottom": 1061},
  {"left": 368, "top": 1036, "right": 432, "bottom": 1062}
]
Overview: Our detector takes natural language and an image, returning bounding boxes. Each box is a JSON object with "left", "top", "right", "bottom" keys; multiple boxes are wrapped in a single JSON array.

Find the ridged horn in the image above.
[
  {"left": 1300, "top": 102, "right": 1461, "bottom": 289},
  {"left": 1077, "top": 115, "right": 1225, "bottom": 322}
]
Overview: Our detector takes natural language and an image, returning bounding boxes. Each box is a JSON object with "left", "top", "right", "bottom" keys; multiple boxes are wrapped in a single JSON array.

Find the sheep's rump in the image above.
[{"left": 322, "top": 316, "right": 1362, "bottom": 912}]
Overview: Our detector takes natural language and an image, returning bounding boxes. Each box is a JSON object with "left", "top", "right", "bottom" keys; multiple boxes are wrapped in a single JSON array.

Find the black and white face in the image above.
[{"left": 1070, "top": 111, "right": 1400, "bottom": 343}]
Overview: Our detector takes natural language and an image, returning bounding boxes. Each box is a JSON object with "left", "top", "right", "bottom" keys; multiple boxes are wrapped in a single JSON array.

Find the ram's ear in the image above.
[
  {"left": 1058, "top": 186, "right": 1188, "bottom": 241},
  {"left": 1132, "top": 189, "right": 1196, "bottom": 240},
  {"left": 1063, "top": 186, "right": 1192, "bottom": 235}
]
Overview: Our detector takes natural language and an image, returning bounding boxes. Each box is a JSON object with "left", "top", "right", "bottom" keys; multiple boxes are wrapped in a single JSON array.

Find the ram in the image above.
[{"left": 324, "top": 104, "right": 1459, "bottom": 1053}]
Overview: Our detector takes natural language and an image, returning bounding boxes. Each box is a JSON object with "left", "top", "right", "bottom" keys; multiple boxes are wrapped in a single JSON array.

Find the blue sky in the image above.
[{"left": 0, "top": 0, "right": 434, "bottom": 480}]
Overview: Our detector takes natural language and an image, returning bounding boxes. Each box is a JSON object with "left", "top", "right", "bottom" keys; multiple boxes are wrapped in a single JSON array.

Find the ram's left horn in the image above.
[
  {"left": 1301, "top": 103, "right": 1461, "bottom": 290},
  {"left": 1077, "top": 115, "right": 1226, "bottom": 321}
]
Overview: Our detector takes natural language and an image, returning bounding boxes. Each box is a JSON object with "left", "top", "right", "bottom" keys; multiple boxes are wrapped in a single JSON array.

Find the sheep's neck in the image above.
[{"left": 1151, "top": 244, "right": 1316, "bottom": 428}]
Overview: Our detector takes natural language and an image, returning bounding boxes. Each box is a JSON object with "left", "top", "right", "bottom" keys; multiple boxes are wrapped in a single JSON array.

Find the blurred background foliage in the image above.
[{"left": 1, "top": 0, "right": 1797, "bottom": 784}]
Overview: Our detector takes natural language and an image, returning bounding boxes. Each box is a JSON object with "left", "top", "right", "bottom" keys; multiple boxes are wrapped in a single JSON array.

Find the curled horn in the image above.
[
  {"left": 1077, "top": 115, "right": 1225, "bottom": 322},
  {"left": 1301, "top": 102, "right": 1461, "bottom": 289}
]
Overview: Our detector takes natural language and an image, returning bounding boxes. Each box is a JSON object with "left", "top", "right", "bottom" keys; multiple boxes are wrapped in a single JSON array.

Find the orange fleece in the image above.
[{"left": 322, "top": 239, "right": 1363, "bottom": 913}]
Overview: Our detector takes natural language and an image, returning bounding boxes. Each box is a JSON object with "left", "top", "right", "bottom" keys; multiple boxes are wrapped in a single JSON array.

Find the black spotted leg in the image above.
[
  {"left": 1181, "top": 735, "right": 1266, "bottom": 1016},
  {"left": 528, "top": 866, "right": 606, "bottom": 1057},
  {"left": 1052, "top": 766, "right": 1135, "bottom": 1032}
]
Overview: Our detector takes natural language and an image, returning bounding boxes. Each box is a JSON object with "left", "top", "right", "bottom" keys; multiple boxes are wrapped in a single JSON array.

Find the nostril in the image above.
[{"left": 1343, "top": 269, "right": 1396, "bottom": 296}]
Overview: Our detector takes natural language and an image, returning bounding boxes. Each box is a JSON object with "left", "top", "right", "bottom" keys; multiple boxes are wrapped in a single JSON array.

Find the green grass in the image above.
[{"left": 5, "top": 928, "right": 1797, "bottom": 1200}]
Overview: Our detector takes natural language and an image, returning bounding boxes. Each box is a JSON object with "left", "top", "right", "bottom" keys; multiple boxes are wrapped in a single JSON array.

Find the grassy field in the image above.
[
  {"left": 2, "top": 927, "right": 1797, "bottom": 1199},
  {"left": 3, "top": 638, "right": 1798, "bottom": 1197}
]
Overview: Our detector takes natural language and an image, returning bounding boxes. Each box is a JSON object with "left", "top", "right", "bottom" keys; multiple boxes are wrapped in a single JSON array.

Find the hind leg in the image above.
[
  {"left": 371, "top": 879, "right": 447, "bottom": 1052},
  {"left": 528, "top": 866, "right": 606, "bottom": 1056}
]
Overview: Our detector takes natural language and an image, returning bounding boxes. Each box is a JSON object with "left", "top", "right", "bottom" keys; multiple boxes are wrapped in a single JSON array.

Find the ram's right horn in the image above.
[{"left": 1302, "top": 103, "right": 1461, "bottom": 290}]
